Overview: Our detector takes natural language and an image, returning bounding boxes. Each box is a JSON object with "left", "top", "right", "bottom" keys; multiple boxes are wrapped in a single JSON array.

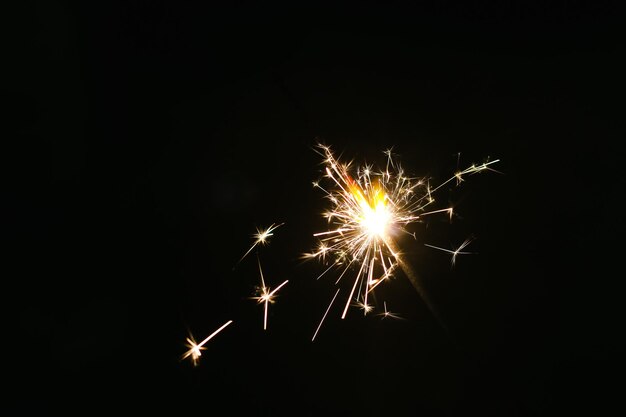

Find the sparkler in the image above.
[
  {"left": 182, "top": 319, "right": 233, "bottom": 366},
  {"left": 251, "top": 255, "right": 289, "bottom": 330},
  {"left": 304, "top": 143, "right": 498, "bottom": 334}
]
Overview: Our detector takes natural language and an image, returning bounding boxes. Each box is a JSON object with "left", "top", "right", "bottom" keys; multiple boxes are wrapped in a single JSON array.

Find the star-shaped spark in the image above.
[
  {"left": 182, "top": 320, "right": 234, "bottom": 366},
  {"left": 236, "top": 222, "right": 284, "bottom": 266},
  {"left": 377, "top": 301, "right": 403, "bottom": 320},
  {"left": 354, "top": 300, "right": 374, "bottom": 315},
  {"left": 424, "top": 237, "right": 476, "bottom": 268},
  {"left": 251, "top": 256, "right": 288, "bottom": 330}
]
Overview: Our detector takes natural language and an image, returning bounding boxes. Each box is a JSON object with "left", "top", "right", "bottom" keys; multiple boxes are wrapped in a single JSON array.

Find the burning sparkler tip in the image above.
[{"left": 307, "top": 144, "right": 498, "bottom": 331}]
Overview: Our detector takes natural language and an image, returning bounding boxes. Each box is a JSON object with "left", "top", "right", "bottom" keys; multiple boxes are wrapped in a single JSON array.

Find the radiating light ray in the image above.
[
  {"left": 304, "top": 143, "right": 498, "bottom": 333},
  {"left": 424, "top": 237, "right": 476, "bottom": 267},
  {"left": 251, "top": 256, "right": 288, "bottom": 330},
  {"left": 236, "top": 222, "right": 284, "bottom": 266},
  {"left": 312, "top": 288, "right": 341, "bottom": 341},
  {"left": 182, "top": 320, "right": 233, "bottom": 366}
]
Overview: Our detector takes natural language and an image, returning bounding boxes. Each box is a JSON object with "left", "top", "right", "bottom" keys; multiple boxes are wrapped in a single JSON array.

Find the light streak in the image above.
[
  {"left": 182, "top": 320, "right": 234, "bottom": 366},
  {"left": 312, "top": 288, "right": 341, "bottom": 342}
]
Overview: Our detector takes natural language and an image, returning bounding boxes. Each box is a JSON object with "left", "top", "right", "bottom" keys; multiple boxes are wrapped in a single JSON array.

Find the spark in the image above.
[
  {"left": 236, "top": 222, "right": 284, "bottom": 266},
  {"left": 354, "top": 299, "right": 374, "bottom": 315},
  {"left": 377, "top": 301, "right": 403, "bottom": 320},
  {"left": 182, "top": 320, "right": 234, "bottom": 366},
  {"left": 251, "top": 256, "right": 288, "bottom": 330},
  {"left": 304, "top": 143, "right": 498, "bottom": 329},
  {"left": 424, "top": 237, "right": 476, "bottom": 268}
]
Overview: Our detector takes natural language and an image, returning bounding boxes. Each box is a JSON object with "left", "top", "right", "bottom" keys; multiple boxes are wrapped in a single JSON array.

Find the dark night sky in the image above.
[{"left": 7, "top": 1, "right": 625, "bottom": 416}]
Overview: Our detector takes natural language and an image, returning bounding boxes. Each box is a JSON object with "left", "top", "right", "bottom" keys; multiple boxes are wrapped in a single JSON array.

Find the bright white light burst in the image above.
[{"left": 304, "top": 143, "right": 499, "bottom": 327}]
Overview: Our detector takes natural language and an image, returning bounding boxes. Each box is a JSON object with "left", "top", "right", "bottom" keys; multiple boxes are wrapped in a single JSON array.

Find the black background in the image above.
[{"left": 7, "top": 1, "right": 624, "bottom": 416}]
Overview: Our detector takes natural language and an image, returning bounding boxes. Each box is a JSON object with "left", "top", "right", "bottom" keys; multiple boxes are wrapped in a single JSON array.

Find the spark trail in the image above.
[{"left": 182, "top": 320, "right": 234, "bottom": 366}]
